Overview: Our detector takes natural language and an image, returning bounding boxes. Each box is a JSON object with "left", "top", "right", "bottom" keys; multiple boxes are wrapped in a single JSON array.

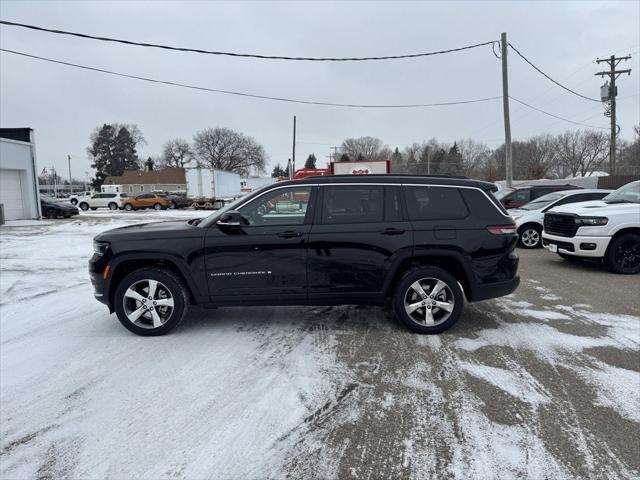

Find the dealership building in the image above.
[{"left": 0, "top": 128, "right": 41, "bottom": 221}]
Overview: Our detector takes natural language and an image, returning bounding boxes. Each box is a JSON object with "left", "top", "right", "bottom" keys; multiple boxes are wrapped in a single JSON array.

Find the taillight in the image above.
[{"left": 487, "top": 226, "right": 517, "bottom": 235}]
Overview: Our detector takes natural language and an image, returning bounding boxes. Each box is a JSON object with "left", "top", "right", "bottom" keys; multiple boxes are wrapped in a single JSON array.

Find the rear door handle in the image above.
[
  {"left": 277, "top": 231, "right": 303, "bottom": 239},
  {"left": 381, "top": 228, "right": 405, "bottom": 236}
]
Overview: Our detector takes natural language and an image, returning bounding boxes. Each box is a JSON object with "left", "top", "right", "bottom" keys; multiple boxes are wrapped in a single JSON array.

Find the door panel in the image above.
[
  {"left": 204, "top": 186, "right": 314, "bottom": 300},
  {"left": 307, "top": 185, "right": 412, "bottom": 298}
]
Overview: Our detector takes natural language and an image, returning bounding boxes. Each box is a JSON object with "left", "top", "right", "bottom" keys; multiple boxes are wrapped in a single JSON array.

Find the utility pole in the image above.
[
  {"left": 595, "top": 54, "right": 632, "bottom": 175},
  {"left": 291, "top": 116, "right": 297, "bottom": 177},
  {"left": 330, "top": 146, "right": 339, "bottom": 163},
  {"left": 67, "top": 155, "right": 72, "bottom": 194},
  {"left": 501, "top": 32, "right": 513, "bottom": 188}
]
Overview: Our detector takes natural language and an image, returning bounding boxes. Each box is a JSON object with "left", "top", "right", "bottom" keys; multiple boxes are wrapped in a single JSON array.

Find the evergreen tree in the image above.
[
  {"left": 88, "top": 124, "right": 142, "bottom": 188},
  {"left": 304, "top": 153, "right": 317, "bottom": 169},
  {"left": 339, "top": 153, "right": 350, "bottom": 162},
  {"left": 145, "top": 157, "right": 154, "bottom": 171},
  {"left": 446, "top": 142, "right": 463, "bottom": 175},
  {"left": 390, "top": 147, "right": 403, "bottom": 172},
  {"left": 271, "top": 163, "right": 287, "bottom": 178}
]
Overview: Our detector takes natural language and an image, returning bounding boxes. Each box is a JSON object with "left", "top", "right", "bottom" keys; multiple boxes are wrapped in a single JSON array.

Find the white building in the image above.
[{"left": 0, "top": 128, "right": 41, "bottom": 221}]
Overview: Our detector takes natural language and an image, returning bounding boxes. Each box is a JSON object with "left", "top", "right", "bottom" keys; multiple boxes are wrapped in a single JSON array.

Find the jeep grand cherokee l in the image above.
[{"left": 90, "top": 175, "right": 520, "bottom": 336}]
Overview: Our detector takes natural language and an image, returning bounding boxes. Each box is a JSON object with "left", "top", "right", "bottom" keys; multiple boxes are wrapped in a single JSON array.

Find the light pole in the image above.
[{"left": 67, "top": 155, "right": 72, "bottom": 194}]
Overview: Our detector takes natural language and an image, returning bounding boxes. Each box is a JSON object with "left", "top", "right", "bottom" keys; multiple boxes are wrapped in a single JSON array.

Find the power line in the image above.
[
  {"left": 509, "top": 96, "right": 608, "bottom": 129},
  {"left": 0, "top": 48, "right": 503, "bottom": 108},
  {"left": 508, "top": 42, "right": 600, "bottom": 102},
  {"left": 0, "top": 20, "right": 497, "bottom": 62}
]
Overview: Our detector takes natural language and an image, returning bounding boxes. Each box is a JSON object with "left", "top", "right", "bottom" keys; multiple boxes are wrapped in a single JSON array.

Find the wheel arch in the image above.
[
  {"left": 107, "top": 255, "right": 202, "bottom": 309},
  {"left": 605, "top": 227, "right": 640, "bottom": 256},
  {"left": 384, "top": 251, "right": 473, "bottom": 301},
  {"left": 517, "top": 221, "right": 543, "bottom": 234}
]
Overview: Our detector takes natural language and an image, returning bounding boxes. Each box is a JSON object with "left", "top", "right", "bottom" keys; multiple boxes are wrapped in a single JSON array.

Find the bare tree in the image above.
[
  {"left": 161, "top": 138, "right": 193, "bottom": 169},
  {"left": 457, "top": 139, "right": 492, "bottom": 178},
  {"left": 340, "top": 136, "right": 391, "bottom": 161},
  {"left": 556, "top": 130, "right": 609, "bottom": 178},
  {"left": 193, "top": 127, "right": 266, "bottom": 175}
]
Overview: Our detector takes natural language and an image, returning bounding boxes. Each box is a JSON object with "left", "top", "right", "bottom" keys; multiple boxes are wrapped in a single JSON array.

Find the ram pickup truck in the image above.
[{"left": 542, "top": 180, "right": 640, "bottom": 274}]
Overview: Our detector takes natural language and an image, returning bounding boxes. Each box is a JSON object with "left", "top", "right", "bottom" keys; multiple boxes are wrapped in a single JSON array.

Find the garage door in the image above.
[{"left": 0, "top": 169, "right": 25, "bottom": 220}]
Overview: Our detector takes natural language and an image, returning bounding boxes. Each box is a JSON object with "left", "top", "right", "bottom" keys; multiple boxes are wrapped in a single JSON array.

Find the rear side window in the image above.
[
  {"left": 510, "top": 189, "right": 531, "bottom": 203},
  {"left": 403, "top": 186, "right": 469, "bottom": 220},
  {"left": 321, "top": 186, "right": 384, "bottom": 224}
]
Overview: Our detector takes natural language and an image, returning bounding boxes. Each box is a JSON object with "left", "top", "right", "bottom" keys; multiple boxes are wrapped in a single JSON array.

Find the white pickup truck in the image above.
[{"left": 542, "top": 180, "right": 640, "bottom": 274}]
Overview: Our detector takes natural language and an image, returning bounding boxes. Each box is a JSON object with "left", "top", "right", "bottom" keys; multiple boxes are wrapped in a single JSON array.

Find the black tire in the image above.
[
  {"left": 70, "top": 199, "right": 78, "bottom": 206},
  {"left": 124, "top": 203, "right": 134, "bottom": 211},
  {"left": 606, "top": 233, "right": 640, "bottom": 274},
  {"left": 169, "top": 201, "right": 177, "bottom": 209},
  {"left": 114, "top": 268, "right": 188, "bottom": 336},
  {"left": 45, "top": 209, "right": 57, "bottom": 219},
  {"left": 518, "top": 224, "right": 542, "bottom": 249},
  {"left": 392, "top": 266, "right": 464, "bottom": 334},
  {"left": 108, "top": 202, "right": 118, "bottom": 210},
  {"left": 90, "top": 207, "right": 97, "bottom": 211},
  {"left": 79, "top": 202, "right": 89, "bottom": 211},
  {"left": 154, "top": 203, "right": 163, "bottom": 210}
]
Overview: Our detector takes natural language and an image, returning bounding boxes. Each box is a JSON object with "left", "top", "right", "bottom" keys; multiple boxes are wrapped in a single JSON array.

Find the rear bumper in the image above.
[
  {"left": 469, "top": 275, "right": 520, "bottom": 302},
  {"left": 542, "top": 232, "right": 610, "bottom": 258}
]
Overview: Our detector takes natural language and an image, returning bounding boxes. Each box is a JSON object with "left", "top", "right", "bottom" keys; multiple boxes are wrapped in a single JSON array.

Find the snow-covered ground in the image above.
[{"left": 1, "top": 211, "right": 639, "bottom": 479}]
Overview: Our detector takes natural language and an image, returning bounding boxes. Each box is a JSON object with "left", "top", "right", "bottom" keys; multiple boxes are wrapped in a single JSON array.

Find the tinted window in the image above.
[
  {"left": 384, "top": 186, "right": 403, "bottom": 222},
  {"left": 239, "top": 186, "right": 311, "bottom": 226},
  {"left": 403, "top": 186, "right": 468, "bottom": 220},
  {"left": 321, "top": 186, "right": 384, "bottom": 224},
  {"left": 554, "top": 193, "right": 591, "bottom": 206},
  {"left": 510, "top": 189, "right": 531, "bottom": 203}
]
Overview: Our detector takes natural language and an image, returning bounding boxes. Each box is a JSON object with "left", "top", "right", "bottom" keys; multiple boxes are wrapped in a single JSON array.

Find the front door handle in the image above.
[
  {"left": 381, "top": 228, "right": 405, "bottom": 236},
  {"left": 277, "top": 231, "right": 303, "bottom": 239}
]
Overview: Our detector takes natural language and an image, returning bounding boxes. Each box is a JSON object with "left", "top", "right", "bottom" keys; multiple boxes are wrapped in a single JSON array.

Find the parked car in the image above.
[
  {"left": 121, "top": 194, "right": 172, "bottom": 211},
  {"left": 509, "top": 189, "right": 613, "bottom": 248},
  {"left": 78, "top": 193, "right": 129, "bottom": 211},
  {"left": 90, "top": 175, "right": 520, "bottom": 336},
  {"left": 158, "top": 193, "right": 190, "bottom": 209},
  {"left": 542, "top": 180, "right": 640, "bottom": 274},
  {"left": 497, "top": 184, "right": 581, "bottom": 209},
  {"left": 40, "top": 195, "right": 79, "bottom": 219},
  {"left": 69, "top": 191, "right": 93, "bottom": 206}
]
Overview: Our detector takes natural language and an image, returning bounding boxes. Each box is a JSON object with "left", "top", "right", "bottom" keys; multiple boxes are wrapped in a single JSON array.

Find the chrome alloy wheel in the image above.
[
  {"left": 122, "top": 279, "right": 174, "bottom": 329},
  {"left": 521, "top": 228, "right": 540, "bottom": 247},
  {"left": 404, "top": 277, "right": 454, "bottom": 326}
]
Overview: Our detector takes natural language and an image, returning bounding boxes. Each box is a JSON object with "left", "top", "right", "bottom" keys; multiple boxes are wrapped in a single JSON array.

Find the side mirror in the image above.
[{"left": 216, "top": 210, "right": 243, "bottom": 227}]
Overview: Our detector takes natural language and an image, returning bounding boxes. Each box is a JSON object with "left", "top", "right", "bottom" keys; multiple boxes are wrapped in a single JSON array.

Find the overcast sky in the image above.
[{"left": 1, "top": 0, "right": 638, "bottom": 179}]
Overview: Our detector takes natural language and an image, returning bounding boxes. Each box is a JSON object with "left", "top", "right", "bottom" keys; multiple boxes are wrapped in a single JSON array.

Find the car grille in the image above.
[{"left": 544, "top": 213, "right": 578, "bottom": 238}]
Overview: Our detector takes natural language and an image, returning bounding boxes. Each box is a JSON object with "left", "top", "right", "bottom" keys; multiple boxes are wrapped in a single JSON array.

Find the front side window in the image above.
[
  {"left": 403, "top": 186, "right": 469, "bottom": 220},
  {"left": 239, "top": 186, "right": 311, "bottom": 226},
  {"left": 321, "top": 186, "right": 384, "bottom": 224}
]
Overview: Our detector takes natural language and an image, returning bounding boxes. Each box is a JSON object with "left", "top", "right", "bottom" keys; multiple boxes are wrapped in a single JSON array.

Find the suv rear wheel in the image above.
[
  {"left": 518, "top": 224, "right": 542, "bottom": 248},
  {"left": 108, "top": 202, "right": 118, "bottom": 210},
  {"left": 79, "top": 202, "right": 89, "bottom": 211},
  {"left": 393, "top": 266, "right": 464, "bottom": 334},
  {"left": 153, "top": 203, "right": 163, "bottom": 210},
  {"left": 606, "top": 233, "right": 640, "bottom": 274},
  {"left": 114, "top": 268, "right": 188, "bottom": 336}
]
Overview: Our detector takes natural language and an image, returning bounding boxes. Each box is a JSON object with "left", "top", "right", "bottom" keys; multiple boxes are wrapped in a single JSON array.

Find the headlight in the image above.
[
  {"left": 93, "top": 241, "right": 109, "bottom": 255},
  {"left": 574, "top": 217, "right": 608, "bottom": 226}
]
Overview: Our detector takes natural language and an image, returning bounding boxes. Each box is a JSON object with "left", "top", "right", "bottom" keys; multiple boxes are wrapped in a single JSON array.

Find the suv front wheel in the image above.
[
  {"left": 393, "top": 266, "right": 464, "bottom": 334},
  {"left": 114, "top": 268, "right": 188, "bottom": 336}
]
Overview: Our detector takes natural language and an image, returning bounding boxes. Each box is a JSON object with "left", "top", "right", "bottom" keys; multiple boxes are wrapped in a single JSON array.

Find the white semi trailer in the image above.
[{"left": 186, "top": 168, "right": 242, "bottom": 209}]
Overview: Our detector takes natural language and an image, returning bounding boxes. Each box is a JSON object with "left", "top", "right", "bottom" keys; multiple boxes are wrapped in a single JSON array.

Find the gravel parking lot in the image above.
[{"left": 1, "top": 211, "right": 638, "bottom": 479}]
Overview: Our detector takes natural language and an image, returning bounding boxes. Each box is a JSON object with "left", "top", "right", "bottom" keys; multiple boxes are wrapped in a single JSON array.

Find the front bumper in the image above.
[
  {"left": 542, "top": 232, "right": 610, "bottom": 258},
  {"left": 89, "top": 254, "right": 109, "bottom": 306}
]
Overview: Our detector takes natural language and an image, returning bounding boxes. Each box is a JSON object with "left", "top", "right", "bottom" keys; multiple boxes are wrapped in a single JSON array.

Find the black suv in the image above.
[{"left": 90, "top": 176, "right": 520, "bottom": 336}]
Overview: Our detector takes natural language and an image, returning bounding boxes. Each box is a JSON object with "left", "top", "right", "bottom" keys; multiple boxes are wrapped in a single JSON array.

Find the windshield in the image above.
[
  {"left": 520, "top": 192, "right": 565, "bottom": 210},
  {"left": 493, "top": 188, "right": 513, "bottom": 200},
  {"left": 603, "top": 181, "right": 640, "bottom": 204}
]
